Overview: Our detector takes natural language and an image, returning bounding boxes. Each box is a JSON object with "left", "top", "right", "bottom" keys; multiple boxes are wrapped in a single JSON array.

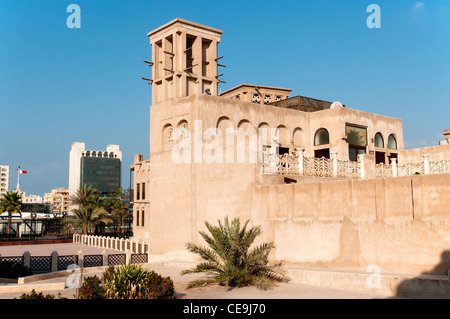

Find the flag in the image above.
[{"left": 19, "top": 170, "right": 27, "bottom": 174}]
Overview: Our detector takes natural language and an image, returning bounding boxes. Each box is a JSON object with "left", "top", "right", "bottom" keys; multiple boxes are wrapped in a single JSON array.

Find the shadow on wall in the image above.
[{"left": 395, "top": 251, "right": 450, "bottom": 299}]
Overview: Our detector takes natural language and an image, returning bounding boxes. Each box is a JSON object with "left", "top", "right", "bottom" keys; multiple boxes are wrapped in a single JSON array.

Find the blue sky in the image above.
[{"left": 0, "top": 0, "right": 449, "bottom": 196}]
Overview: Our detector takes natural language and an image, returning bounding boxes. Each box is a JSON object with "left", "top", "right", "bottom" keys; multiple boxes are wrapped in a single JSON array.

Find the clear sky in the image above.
[{"left": 0, "top": 0, "right": 449, "bottom": 196}]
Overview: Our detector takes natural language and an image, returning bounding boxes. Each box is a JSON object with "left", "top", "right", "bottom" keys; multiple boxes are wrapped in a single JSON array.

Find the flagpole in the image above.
[{"left": 16, "top": 166, "right": 20, "bottom": 192}]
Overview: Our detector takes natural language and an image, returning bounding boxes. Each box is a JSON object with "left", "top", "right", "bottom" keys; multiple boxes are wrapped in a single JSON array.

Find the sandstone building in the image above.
[{"left": 132, "top": 18, "right": 450, "bottom": 275}]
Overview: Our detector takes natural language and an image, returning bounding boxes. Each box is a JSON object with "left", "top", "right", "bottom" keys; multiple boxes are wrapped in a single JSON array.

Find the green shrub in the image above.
[
  {"left": 17, "top": 289, "right": 65, "bottom": 299},
  {"left": 78, "top": 275, "right": 104, "bottom": 299},
  {"left": 74, "top": 264, "right": 175, "bottom": 299},
  {"left": 145, "top": 270, "right": 176, "bottom": 299},
  {"left": 103, "top": 263, "right": 149, "bottom": 299}
]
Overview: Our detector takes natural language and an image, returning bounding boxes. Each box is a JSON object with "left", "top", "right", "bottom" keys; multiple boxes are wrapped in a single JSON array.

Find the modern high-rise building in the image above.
[
  {"left": 0, "top": 165, "right": 9, "bottom": 195},
  {"left": 69, "top": 143, "right": 122, "bottom": 208}
]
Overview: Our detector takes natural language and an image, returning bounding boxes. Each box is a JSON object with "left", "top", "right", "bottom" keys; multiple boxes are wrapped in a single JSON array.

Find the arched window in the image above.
[
  {"left": 388, "top": 134, "right": 397, "bottom": 150},
  {"left": 162, "top": 124, "right": 174, "bottom": 151},
  {"left": 216, "top": 116, "right": 233, "bottom": 135},
  {"left": 374, "top": 133, "right": 384, "bottom": 148},
  {"left": 292, "top": 127, "right": 303, "bottom": 147},
  {"left": 314, "top": 128, "right": 329, "bottom": 146}
]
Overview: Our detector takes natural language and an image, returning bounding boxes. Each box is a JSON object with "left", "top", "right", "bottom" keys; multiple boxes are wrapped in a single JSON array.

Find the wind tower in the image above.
[{"left": 144, "top": 18, "right": 224, "bottom": 104}]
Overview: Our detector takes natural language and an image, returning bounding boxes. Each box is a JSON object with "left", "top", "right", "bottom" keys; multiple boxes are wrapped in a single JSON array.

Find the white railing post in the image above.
[
  {"left": 120, "top": 238, "right": 125, "bottom": 251},
  {"left": 423, "top": 154, "right": 430, "bottom": 175},
  {"left": 296, "top": 148, "right": 304, "bottom": 175},
  {"left": 135, "top": 240, "right": 139, "bottom": 254},
  {"left": 358, "top": 154, "right": 365, "bottom": 179},
  {"left": 331, "top": 152, "right": 338, "bottom": 178},
  {"left": 391, "top": 158, "right": 398, "bottom": 177}
]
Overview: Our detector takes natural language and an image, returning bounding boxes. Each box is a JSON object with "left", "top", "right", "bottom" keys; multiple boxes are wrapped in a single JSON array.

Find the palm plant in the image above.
[
  {"left": 181, "top": 216, "right": 289, "bottom": 290},
  {"left": 0, "top": 191, "right": 23, "bottom": 240},
  {"left": 68, "top": 185, "right": 113, "bottom": 234},
  {"left": 71, "top": 206, "right": 112, "bottom": 235},
  {"left": 69, "top": 185, "right": 99, "bottom": 208},
  {"left": 102, "top": 264, "right": 175, "bottom": 299}
]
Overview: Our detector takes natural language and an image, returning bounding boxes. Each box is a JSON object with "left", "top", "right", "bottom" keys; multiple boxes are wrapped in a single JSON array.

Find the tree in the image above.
[
  {"left": 69, "top": 185, "right": 99, "bottom": 208},
  {"left": 104, "top": 188, "right": 131, "bottom": 235},
  {"left": 71, "top": 206, "right": 112, "bottom": 235},
  {"left": 181, "top": 216, "right": 289, "bottom": 290},
  {"left": 68, "top": 185, "right": 112, "bottom": 235},
  {"left": 0, "top": 191, "right": 23, "bottom": 240}
]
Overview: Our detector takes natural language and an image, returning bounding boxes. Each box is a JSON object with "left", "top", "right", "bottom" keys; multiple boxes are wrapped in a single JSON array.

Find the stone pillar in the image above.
[
  {"left": 359, "top": 154, "right": 375, "bottom": 179},
  {"left": 423, "top": 154, "right": 430, "bottom": 175},
  {"left": 331, "top": 152, "right": 338, "bottom": 178},
  {"left": 77, "top": 250, "right": 84, "bottom": 268},
  {"left": 391, "top": 158, "right": 398, "bottom": 177},
  {"left": 51, "top": 251, "right": 58, "bottom": 272},
  {"left": 23, "top": 251, "right": 31, "bottom": 269},
  {"left": 102, "top": 250, "right": 108, "bottom": 266},
  {"left": 125, "top": 250, "right": 132, "bottom": 264},
  {"left": 296, "top": 148, "right": 304, "bottom": 175}
]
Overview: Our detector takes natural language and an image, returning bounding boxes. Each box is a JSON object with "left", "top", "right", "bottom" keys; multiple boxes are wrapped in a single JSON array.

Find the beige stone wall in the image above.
[
  {"left": 398, "top": 144, "right": 450, "bottom": 164},
  {"left": 254, "top": 174, "right": 450, "bottom": 275},
  {"left": 137, "top": 94, "right": 450, "bottom": 275},
  {"left": 308, "top": 107, "right": 404, "bottom": 160}
]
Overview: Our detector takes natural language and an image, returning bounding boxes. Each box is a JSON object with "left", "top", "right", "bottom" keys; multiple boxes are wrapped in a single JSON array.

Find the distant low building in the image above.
[
  {"left": 43, "top": 188, "right": 69, "bottom": 216},
  {"left": 22, "top": 192, "right": 43, "bottom": 204}
]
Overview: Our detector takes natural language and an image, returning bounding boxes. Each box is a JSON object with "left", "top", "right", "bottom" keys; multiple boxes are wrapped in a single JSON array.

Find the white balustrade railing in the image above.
[
  {"left": 262, "top": 151, "right": 450, "bottom": 180},
  {"left": 73, "top": 233, "right": 149, "bottom": 255}
]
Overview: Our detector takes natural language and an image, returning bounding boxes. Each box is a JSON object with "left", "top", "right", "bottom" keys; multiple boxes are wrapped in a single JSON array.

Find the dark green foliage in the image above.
[
  {"left": 78, "top": 275, "right": 105, "bottom": 299},
  {"left": 17, "top": 289, "right": 65, "bottom": 299},
  {"left": 103, "top": 263, "right": 175, "bottom": 299},
  {"left": 182, "top": 216, "right": 289, "bottom": 290},
  {"left": 145, "top": 270, "right": 176, "bottom": 299},
  {"left": 0, "top": 261, "right": 32, "bottom": 279},
  {"left": 77, "top": 264, "right": 175, "bottom": 299}
]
